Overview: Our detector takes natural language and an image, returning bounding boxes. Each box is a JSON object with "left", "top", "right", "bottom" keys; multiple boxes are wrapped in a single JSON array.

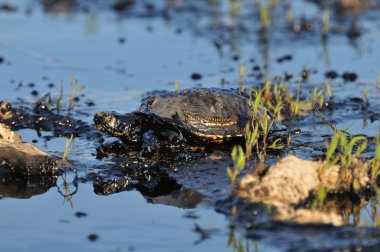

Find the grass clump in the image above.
[
  {"left": 227, "top": 88, "right": 287, "bottom": 189},
  {"left": 249, "top": 89, "right": 285, "bottom": 161},
  {"left": 324, "top": 131, "right": 367, "bottom": 171},
  {"left": 248, "top": 78, "right": 333, "bottom": 121},
  {"left": 321, "top": 131, "right": 380, "bottom": 196},
  {"left": 55, "top": 74, "right": 85, "bottom": 115},
  {"left": 314, "top": 132, "right": 380, "bottom": 219}
]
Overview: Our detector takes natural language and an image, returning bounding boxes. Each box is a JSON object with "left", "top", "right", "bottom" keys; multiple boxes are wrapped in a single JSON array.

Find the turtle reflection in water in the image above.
[{"left": 94, "top": 88, "right": 288, "bottom": 153}]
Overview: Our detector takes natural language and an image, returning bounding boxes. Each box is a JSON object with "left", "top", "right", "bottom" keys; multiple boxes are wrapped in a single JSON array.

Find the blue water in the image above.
[{"left": 0, "top": 185, "right": 234, "bottom": 252}]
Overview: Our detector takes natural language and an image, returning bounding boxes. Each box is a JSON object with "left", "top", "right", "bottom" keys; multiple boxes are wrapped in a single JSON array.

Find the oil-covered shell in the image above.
[{"left": 140, "top": 88, "right": 281, "bottom": 140}]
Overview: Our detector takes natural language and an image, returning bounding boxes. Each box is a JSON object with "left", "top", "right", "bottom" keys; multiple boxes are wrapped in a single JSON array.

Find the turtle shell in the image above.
[{"left": 140, "top": 88, "right": 284, "bottom": 140}]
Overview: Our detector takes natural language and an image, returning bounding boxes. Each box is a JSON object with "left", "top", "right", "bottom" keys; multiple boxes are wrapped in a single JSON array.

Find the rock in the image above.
[
  {"left": 0, "top": 100, "right": 12, "bottom": 120},
  {"left": 239, "top": 155, "right": 321, "bottom": 205},
  {"left": 0, "top": 123, "right": 21, "bottom": 143},
  {"left": 239, "top": 155, "right": 369, "bottom": 206},
  {"left": 237, "top": 155, "right": 371, "bottom": 226},
  {"left": 0, "top": 123, "right": 60, "bottom": 176}
]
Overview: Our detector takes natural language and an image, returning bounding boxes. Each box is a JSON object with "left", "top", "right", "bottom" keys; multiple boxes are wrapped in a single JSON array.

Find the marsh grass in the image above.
[
  {"left": 227, "top": 145, "right": 246, "bottom": 191},
  {"left": 63, "top": 134, "right": 74, "bottom": 161},
  {"left": 309, "top": 86, "right": 325, "bottom": 108},
  {"left": 313, "top": 130, "right": 380, "bottom": 207},
  {"left": 259, "top": 2, "right": 271, "bottom": 30},
  {"left": 227, "top": 0, "right": 242, "bottom": 17},
  {"left": 322, "top": 5, "right": 330, "bottom": 38},
  {"left": 56, "top": 82, "right": 64, "bottom": 115},
  {"left": 68, "top": 74, "right": 85, "bottom": 114},
  {"left": 227, "top": 87, "right": 287, "bottom": 186},
  {"left": 55, "top": 75, "right": 85, "bottom": 115},
  {"left": 248, "top": 78, "right": 332, "bottom": 121},
  {"left": 369, "top": 135, "right": 380, "bottom": 184},
  {"left": 240, "top": 63, "right": 247, "bottom": 92},
  {"left": 316, "top": 109, "right": 338, "bottom": 133},
  {"left": 244, "top": 122, "right": 259, "bottom": 170},
  {"left": 323, "top": 131, "right": 368, "bottom": 173},
  {"left": 251, "top": 89, "right": 285, "bottom": 160},
  {"left": 324, "top": 81, "right": 334, "bottom": 100},
  {"left": 315, "top": 129, "right": 380, "bottom": 208},
  {"left": 290, "top": 80, "right": 301, "bottom": 116}
]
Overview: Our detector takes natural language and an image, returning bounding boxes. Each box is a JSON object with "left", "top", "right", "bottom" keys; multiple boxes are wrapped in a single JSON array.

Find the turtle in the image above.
[{"left": 93, "top": 88, "right": 288, "bottom": 152}]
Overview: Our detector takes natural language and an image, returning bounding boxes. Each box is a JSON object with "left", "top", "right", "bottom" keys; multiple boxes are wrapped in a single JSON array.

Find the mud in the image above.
[{"left": 0, "top": 98, "right": 96, "bottom": 140}]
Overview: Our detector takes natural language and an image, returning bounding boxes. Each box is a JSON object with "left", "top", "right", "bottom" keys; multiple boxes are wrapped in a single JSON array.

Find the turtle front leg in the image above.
[
  {"left": 94, "top": 112, "right": 148, "bottom": 148},
  {"left": 140, "top": 129, "right": 189, "bottom": 159},
  {"left": 141, "top": 130, "right": 161, "bottom": 157}
]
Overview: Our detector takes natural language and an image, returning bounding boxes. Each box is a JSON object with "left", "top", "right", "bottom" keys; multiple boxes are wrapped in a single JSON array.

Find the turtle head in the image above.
[{"left": 94, "top": 112, "right": 140, "bottom": 140}]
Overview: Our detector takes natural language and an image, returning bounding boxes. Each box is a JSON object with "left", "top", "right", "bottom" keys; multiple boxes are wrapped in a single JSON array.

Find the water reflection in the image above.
[
  {"left": 147, "top": 187, "right": 204, "bottom": 209},
  {"left": 0, "top": 172, "right": 56, "bottom": 199},
  {"left": 93, "top": 164, "right": 205, "bottom": 209}
]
